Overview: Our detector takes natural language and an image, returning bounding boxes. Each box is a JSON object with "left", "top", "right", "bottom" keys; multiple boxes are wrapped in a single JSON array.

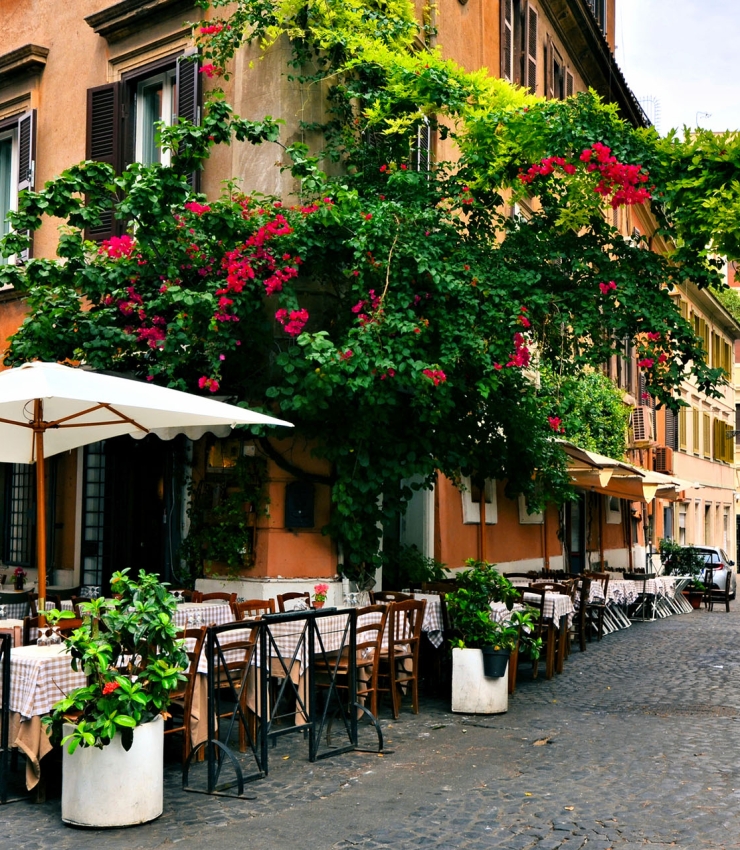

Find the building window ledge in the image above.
[
  {"left": 85, "top": 0, "right": 195, "bottom": 44},
  {"left": 0, "top": 45, "right": 49, "bottom": 87}
]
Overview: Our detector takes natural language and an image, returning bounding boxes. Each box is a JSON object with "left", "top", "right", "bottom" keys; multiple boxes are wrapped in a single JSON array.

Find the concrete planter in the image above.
[
  {"left": 451, "top": 647, "right": 508, "bottom": 714},
  {"left": 62, "top": 715, "right": 164, "bottom": 827}
]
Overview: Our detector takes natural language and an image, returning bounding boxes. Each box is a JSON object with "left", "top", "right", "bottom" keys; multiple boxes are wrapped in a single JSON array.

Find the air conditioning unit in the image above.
[
  {"left": 655, "top": 445, "right": 674, "bottom": 475},
  {"left": 629, "top": 406, "right": 655, "bottom": 446}
]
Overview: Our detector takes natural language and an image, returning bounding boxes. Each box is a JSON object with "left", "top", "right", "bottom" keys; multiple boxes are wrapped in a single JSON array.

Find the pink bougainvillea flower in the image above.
[
  {"left": 275, "top": 307, "right": 309, "bottom": 337},
  {"left": 184, "top": 201, "right": 211, "bottom": 215},
  {"left": 422, "top": 368, "right": 447, "bottom": 386},
  {"left": 646, "top": 331, "right": 662, "bottom": 342},
  {"left": 199, "top": 63, "right": 220, "bottom": 78},
  {"left": 199, "top": 23, "right": 224, "bottom": 35},
  {"left": 99, "top": 234, "right": 135, "bottom": 259},
  {"left": 198, "top": 376, "right": 220, "bottom": 393},
  {"left": 638, "top": 358, "right": 654, "bottom": 369},
  {"left": 657, "top": 353, "right": 668, "bottom": 363},
  {"left": 339, "top": 349, "right": 353, "bottom": 362},
  {"left": 548, "top": 416, "right": 562, "bottom": 432}
]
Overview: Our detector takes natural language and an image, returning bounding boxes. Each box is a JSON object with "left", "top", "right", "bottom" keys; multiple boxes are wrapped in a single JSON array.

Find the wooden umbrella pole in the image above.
[{"left": 34, "top": 399, "right": 47, "bottom": 624}]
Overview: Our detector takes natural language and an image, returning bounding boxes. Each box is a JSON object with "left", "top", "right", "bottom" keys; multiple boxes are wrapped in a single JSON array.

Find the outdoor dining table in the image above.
[
  {"left": 173, "top": 600, "right": 236, "bottom": 629},
  {"left": 1, "top": 643, "right": 87, "bottom": 790}
]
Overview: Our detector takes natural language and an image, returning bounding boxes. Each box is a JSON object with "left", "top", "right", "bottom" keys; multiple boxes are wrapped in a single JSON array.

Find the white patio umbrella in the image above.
[{"left": 0, "top": 361, "right": 293, "bottom": 612}]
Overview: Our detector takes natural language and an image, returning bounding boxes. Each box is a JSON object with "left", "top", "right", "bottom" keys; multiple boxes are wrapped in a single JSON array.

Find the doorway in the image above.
[{"left": 565, "top": 492, "right": 586, "bottom": 574}]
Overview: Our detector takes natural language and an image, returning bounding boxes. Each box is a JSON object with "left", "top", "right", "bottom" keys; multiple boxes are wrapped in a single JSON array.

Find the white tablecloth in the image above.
[
  {"left": 174, "top": 601, "right": 236, "bottom": 629},
  {"left": 1, "top": 644, "right": 87, "bottom": 719}
]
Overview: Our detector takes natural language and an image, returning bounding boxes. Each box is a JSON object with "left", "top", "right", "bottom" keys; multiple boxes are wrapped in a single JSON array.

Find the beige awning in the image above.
[{"left": 559, "top": 441, "right": 687, "bottom": 503}]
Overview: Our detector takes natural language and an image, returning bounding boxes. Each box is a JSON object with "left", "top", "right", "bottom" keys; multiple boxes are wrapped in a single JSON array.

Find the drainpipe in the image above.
[{"left": 478, "top": 477, "right": 486, "bottom": 562}]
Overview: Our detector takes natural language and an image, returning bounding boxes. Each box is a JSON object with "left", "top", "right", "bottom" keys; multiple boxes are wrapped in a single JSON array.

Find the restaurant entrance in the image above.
[
  {"left": 80, "top": 435, "right": 187, "bottom": 592},
  {"left": 565, "top": 492, "right": 586, "bottom": 574}
]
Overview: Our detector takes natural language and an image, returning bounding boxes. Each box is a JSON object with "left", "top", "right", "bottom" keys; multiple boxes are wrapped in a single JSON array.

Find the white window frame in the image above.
[
  {"left": 518, "top": 493, "right": 543, "bottom": 524},
  {"left": 605, "top": 495, "right": 622, "bottom": 524},
  {"left": 0, "top": 126, "right": 18, "bottom": 267},
  {"left": 461, "top": 476, "right": 497, "bottom": 524},
  {"left": 135, "top": 70, "right": 177, "bottom": 167}
]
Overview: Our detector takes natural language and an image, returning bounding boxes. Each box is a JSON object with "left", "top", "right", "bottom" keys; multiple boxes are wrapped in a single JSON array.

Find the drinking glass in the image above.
[
  {"left": 0, "top": 604, "right": 6, "bottom": 620},
  {"left": 49, "top": 627, "right": 62, "bottom": 645},
  {"left": 37, "top": 628, "right": 49, "bottom": 647}
]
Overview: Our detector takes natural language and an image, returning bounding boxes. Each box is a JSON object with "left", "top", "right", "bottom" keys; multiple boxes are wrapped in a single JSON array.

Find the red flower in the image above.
[
  {"left": 102, "top": 681, "right": 120, "bottom": 696},
  {"left": 184, "top": 201, "right": 211, "bottom": 216},
  {"left": 638, "top": 358, "right": 654, "bottom": 369},
  {"left": 548, "top": 416, "right": 563, "bottom": 432}
]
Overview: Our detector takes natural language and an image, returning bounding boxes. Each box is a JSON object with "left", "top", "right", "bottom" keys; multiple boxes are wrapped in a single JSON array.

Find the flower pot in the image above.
[
  {"left": 313, "top": 600, "right": 325, "bottom": 609},
  {"left": 14, "top": 577, "right": 23, "bottom": 591},
  {"left": 481, "top": 646, "right": 511, "bottom": 678},
  {"left": 451, "top": 647, "right": 508, "bottom": 714},
  {"left": 62, "top": 715, "right": 164, "bottom": 827},
  {"left": 682, "top": 590, "right": 703, "bottom": 610}
]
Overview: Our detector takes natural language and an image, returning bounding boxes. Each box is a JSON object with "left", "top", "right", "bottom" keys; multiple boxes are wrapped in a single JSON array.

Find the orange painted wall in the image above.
[{"left": 435, "top": 475, "right": 562, "bottom": 569}]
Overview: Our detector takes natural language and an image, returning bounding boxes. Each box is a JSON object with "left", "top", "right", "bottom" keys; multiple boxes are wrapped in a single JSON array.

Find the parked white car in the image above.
[{"left": 693, "top": 546, "right": 736, "bottom": 599}]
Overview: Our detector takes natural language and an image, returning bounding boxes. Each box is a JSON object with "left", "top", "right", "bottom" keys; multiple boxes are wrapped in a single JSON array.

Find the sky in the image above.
[{"left": 615, "top": 0, "right": 740, "bottom": 136}]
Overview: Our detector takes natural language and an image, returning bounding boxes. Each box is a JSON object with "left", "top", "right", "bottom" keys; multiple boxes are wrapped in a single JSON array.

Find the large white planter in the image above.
[
  {"left": 62, "top": 714, "right": 164, "bottom": 827},
  {"left": 451, "top": 647, "right": 509, "bottom": 714}
]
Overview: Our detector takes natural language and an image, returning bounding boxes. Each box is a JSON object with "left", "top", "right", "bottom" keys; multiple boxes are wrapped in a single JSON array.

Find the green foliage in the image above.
[
  {"left": 180, "top": 453, "right": 269, "bottom": 574},
  {"left": 659, "top": 538, "right": 706, "bottom": 589},
  {"left": 43, "top": 570, "right": 187, "bottom": 752},
  {"left": 446, "top": 559, "right": 542, "bottom": 658},
  {"left": 538, "top": 366, "right": 631, "bottom": 460},
  {"left": 2, "top": 0, "right": 733, "bottom": 588},
  {"left": 380, "top": 541, "right": 448, "bottom": 589}
]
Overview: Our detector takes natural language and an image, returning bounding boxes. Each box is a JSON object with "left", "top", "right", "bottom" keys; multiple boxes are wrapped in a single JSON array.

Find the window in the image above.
[
  {"left": 586, "top": 0, "right": 607, "bottom": 35},
  {"left": 4, "top": 464, "right": 34, "bottom": 566},
  {"left": 678, "top": 406, "right": 687, "bottom": 451},
  {"left": 86, "top": 54, "right": 200, "bottom": 240},
  {"left": 693, "top": 407, "right": 700, "bottom": 454},
  {"left": 0, "top": 110, "right": 36, "bottom": 263},
  {"left": 136, "top": 70, "right": 177, "bottom": 166},
  {"left": 703, "top": 413, "right": 711, "bottom": 459},
  {"left": 546, "top": 38, "right": 572, "bottom": 100},
  {"left": 461, "top": 476, "right": 497, "bottom": 524},
  {"left": 665, "top": 408, "right": 679, "bottom": 451},
  {"left": 414, "top": 116, "right": 432, "bottom": 172},
  {"left": 500, "top": 0, "right": 538, "bottom": 93},
  {"left": 81, "top": 442, "right": 106, "bottom": 586},
  {"left": 678, "top": 505, "right": 687, "bottom": 545},
  {"left": 518, "top": 493, "right": 543, "bottom": 524},
  {"left": 605, "top": 495, "right": 621, "bottom": 524}
]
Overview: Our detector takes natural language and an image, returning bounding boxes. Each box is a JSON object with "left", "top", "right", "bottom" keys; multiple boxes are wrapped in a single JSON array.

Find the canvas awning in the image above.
[{"left": 559, "top": 441, "right": 689, "bottom": 503}]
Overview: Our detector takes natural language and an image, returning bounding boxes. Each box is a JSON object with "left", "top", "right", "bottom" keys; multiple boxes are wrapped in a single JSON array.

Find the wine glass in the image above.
[{"left": 37, "top": 628, "right": 50, "bottom": 647}]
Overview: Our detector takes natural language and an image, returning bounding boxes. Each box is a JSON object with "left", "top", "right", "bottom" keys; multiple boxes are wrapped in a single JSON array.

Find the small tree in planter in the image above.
[
  {"left": 44, "top": 569, "right": 187, "bottom": 827},
  {"left": 445, "top": 560, "right": 542, "bottom": 712},
  {"left": 659, "top": 539, "right": 706, "bottom": 606}
]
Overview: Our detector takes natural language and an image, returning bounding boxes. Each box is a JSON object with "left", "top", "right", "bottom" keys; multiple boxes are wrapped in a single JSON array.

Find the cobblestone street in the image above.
[{"left": 3, "top": 605, "right": 740, "bottom": 849}]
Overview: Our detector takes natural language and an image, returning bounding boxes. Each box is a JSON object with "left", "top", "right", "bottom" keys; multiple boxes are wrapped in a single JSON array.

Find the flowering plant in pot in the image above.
[
  {"left": 13, "top": 567, "right": 26, "bottom": 590},
  {"left": 43, "top": 569, "right": 187, "bottom": 827},
  {"left": 313, "top": 583, "right": 329, "bottom": 608}
]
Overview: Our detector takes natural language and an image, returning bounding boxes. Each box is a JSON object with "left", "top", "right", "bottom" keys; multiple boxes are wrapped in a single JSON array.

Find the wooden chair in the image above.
[
  {"left": 167, "top": 627, "right": 207, "bottom": 764},
  {"left": 515, "top": 586, "right": 557, "bottom": 681},
  {"left": 416, "top": 589, "right": 453, "bottom": 698},
  {"left": 315, "top": 603, "right": 389, "bottom": 720},
  {"left": 231, "top": 598, "right": 276, "bottom": 621},
  {"left": 704, "top": 566, "right": 732, "bottom": 613},
  {"left": 529, "top": 581, "right": 570, "bottom": 595},
  {"left": 0, "top": 590, "right": 31, "bottom": 618},
  {"left": 369, "top": 590, "right": 412, "bottom": 604},
  {"left": 377, "top": 599, "right": 427, "bottom": 719},
  {"left": 583, "top": 571, "right": 610, "bottom": 640},
  {"left": 420, "top": 579, "right": 458, "bottom": 592},
  {"left": 213, "top": 626, "right": 260, "bottom": 752},
  {"left": 198, "top": 591, "right": 237, "bottom": 606},
  {"left": 277, "top": 591, "right": 311, "bottom": 612},
  {"left": 28, "top": 592, "right": 62, "bottom": 618}
]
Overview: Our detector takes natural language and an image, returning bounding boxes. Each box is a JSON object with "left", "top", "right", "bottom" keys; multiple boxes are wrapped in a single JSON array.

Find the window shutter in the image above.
[
  {"left": 500, "top": 0, "right": 513, "bottom": 81},
  {"left": 16, "top": 110, "right": 36, "bottom": 262},
  {"left": 679, "top": 406, "right": 687, "bottom": 451},
  {"left": 545, "top": 38, "right": 554, "bottom": 99},
  {"left": 665, "top": 408, "right": 678, "bottom": 451},
  {"left": 524, "top": 3, "right": 538, "bottom": 94},
  {"left": 692, "top": 407, "right": 700, "bottom": 453},
  {"left": 176, "top": 52, "right": 202, "bottom": 191},
  {"left": 565, "top": 69, "right": 574, "bottom": 98},
  {"left": 86, "top": 83, "right": 122, "bottom": 241}
]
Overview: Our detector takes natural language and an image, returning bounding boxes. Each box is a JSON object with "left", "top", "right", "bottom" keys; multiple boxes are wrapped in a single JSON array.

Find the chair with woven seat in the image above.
[
  {"left": 369, "top": 590, "right": 412, "bottom": 604},
  {"left": 231, "top": 598, "right": 275, "bottom": 620},
  {"left": 28, "top": 592, "right": 62, "bottom": 618},
  {"left": 277, "top": 591, "right": 311, "bottom": 612},
  {"left": 315, "top": 603, "right": 389, "bottom": 721},
  {"left": 0, "top": 590, "right": 32, "bottom": 620},
  {"left": 515, "top": 585, "right": 558, "bottom": 680},
  {"left": 167, "top": 627, "right": 207, "bottom": 763},
  {"left": 377, "top": 598, "right": 427, "bottom": 718}
]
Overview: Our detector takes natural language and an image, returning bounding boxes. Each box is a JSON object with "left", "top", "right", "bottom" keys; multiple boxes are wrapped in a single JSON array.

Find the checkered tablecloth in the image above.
[
  {"left": 173, "top": 601, "right": 236, "bottom": 629},
  {"left": 522, "top": 592, "right": 574, "bottom": 626},
  {"left": 1, "top": 644, "right": 87, "bottom": 719},
  {"left": 605, "top": 580, "right": 639, "bottom": 605}
]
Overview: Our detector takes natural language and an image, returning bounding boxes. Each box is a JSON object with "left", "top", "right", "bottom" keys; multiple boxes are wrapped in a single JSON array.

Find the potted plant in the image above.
[
  {"left": 445, "top": 559, "right": 542, "bottom": 714},
  {"left": 313, "top": 583, "right": 329, "bottom": 608},
  {"left": 14, "top": 567, "right": 26, "bottom": 591},
  {"left": 659, "top": 539, "right": 706, "bottom": 608},
  {"left": 43, "top": 569, "right": 187, "bottom": 827}
]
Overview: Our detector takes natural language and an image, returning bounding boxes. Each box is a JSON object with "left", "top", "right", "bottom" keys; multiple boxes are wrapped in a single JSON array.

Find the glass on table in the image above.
[
  {"left": 0, "top": 604, "right": 6, "bottom": 620},
  {"left": 37, "top": 628, "right": 50, "bottom": 646}
]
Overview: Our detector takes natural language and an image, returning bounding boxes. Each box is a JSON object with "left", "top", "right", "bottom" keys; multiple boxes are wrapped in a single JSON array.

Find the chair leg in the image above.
[
  {"left": 545, "top": 623, "right": 556, "bottom": 679},
  {"left": 508, "top": 643, "right": 519, "bottom": 695}
]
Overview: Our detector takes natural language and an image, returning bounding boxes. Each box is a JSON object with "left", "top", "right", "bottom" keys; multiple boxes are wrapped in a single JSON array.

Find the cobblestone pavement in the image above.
[{"left": 4, "top": 605, "right": 740, "bottom": 849}]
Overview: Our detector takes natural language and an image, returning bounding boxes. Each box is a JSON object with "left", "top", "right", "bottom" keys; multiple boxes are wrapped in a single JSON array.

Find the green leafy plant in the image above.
[
  {"left": 659, "top": 538, "right": 706, "bottom": 590},
  {"left": 43, "top": 569, "right": 187, "bottom": 753},
  {"left": 381, "top": 542, "right": 448, "bottom": 589},
  {"left": 446, "top": 559, "right": 542, "bottom": 658}
]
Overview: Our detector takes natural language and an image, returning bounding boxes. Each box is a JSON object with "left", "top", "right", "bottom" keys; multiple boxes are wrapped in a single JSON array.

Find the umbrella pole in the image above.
[{"left": 33, "top": 401, "right": 47, "bottom": 624}]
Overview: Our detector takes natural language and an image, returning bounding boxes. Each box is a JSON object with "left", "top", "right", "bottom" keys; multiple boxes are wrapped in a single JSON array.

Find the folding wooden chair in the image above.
[{"left": 377, "top": 599, "right": 427, "bottom": 718}]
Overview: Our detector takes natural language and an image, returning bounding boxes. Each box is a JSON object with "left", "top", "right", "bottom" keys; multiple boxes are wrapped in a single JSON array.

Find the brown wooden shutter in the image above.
[
  {"left": 665, "top": 408, "right": 678, "bottom": 451},
  {"left": 501, "top": 0, "right": 514, "bottom": 81},
  {"left": 86, "top": 83, "right": 121, "bottom": 241},
  {"left": 524, "top": 3, "right": 538, "bottom": 94},
  {"left": 565, "top": 69, "right": 574, "bottom": 98},
  {"left": 176, "top": 52, "right": 201, "bottom": 191},
  {"left": 16, "top": 110, "right": 36, "bottom": 262},
  {"left": 545, "top": 38, "right": 554, "bottom": 99}
]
